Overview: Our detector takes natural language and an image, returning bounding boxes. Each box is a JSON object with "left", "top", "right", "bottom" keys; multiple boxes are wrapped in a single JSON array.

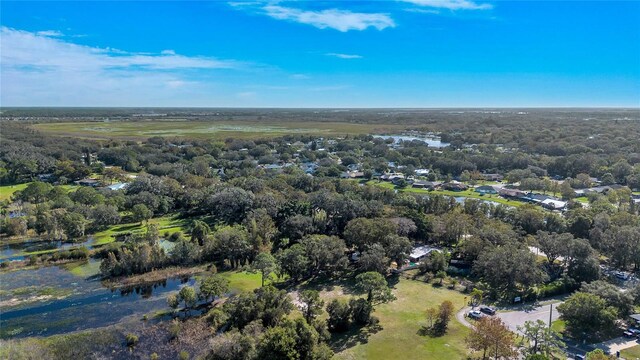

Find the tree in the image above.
[
  {"left": 257, "top": 318, "right": 332, "bottom": 360},
  {"left": 434, "top": 300, "right": 455, "bottom": 334},
  {"left": 199, "top": 275, "right": 229, "bottom": 303},
  {"left": 344, "top": 217, "right": 397, "bottom": 251},
  {"left": 131, "top": 203, "right": 153, "bottom": 225},
  {"left": 251, "top": 252, "right": 278, "bottom": 287},
  {"left": 473, "top": 244, "right": 547, "bottom": 299},
  {"left": 167, "top": 293, "right": 180, "bottom": 314},
  {"left": 326, "top": 299, "right": 351, "bottom": 333},
  {"left": 557, "top": 292, "right": 617, "bottom": 340},
  {"left": 300, "top": 235, "right": 348, "bottom": 278},
  {"left": 18, "top": 181, "right": 52, "bottom": 205},
  {"left": 209, "top": 332, "right": 256, "bottom": 360},
  {"left": 518, "top": 320, "right": 565, "bottom": 357},
  {"left": 300, "top": 290, "right": 324, "bottom": 323},
  {"left": 358, "top": 243, "right": 389, "bottom": 274},
  {"left": 419, "top": 250, "right": 448, "bottom": 274},
  {"left": 586, "top": 349, "right": 616, "bottom": 360},
  {"left": 91, "top": 204, "right": 121, "bottom": 229},
  {"left": 581, "top": 280, "right": 634, "bottom": 317},
  {"left": 435, "top": 270, "right": 447, "bottom": 285},
  {"left": 277, "top": 244, "right": 311, "bottom": 282},
  {"left": 190, "top": 219, "right": 210, "bottom": 245},
  {"left": 425, "top": 307, "right": 439, "bottom": 329},
  {"left": 210, "top": 225, "right": 251, "bottom": 268},
  {"left": 466, "top": 317, "right": 517, "bottom": 360},
  {"left": 355, "top": 272, "right": 395, "bottom": 305},
  {"left": 470, "top": 288, "right": 484, "bottom": 307},
  {"left": 349, "top": 298, "right": 373, "bottom": 325},
  {"left": 178, "top": 286, "right": 197, "bottom": 313},
  {"left": 207, "top": 187, "right": 254, "bottom": 224}
]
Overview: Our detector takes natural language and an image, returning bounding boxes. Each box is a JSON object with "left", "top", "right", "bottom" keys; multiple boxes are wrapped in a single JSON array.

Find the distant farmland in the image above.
[{"left": 32, "top": 120, "right": 410, "bottom": 140}]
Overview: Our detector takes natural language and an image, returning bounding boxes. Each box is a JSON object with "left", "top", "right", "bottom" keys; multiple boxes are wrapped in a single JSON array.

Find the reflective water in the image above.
[
  {"left": 373, "top": 135, "right": 450, "bottom": 148},
  {"left": 0, "top": 260, "right": 194, "bottom": 338}
]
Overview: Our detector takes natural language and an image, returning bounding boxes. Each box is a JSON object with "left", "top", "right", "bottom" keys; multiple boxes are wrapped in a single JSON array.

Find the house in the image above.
[
  {"left": 341, "top": 171, "right": 365, "bottom": 179},
  {"left": 75, "top": 178, "right": 100, "bottom": 187},
  {"left": 499, "top": 188, "right": 527, "bottom": 198},
  {"left": 415, "top": 169, "right": 431, "bottom": 176},
  {"left": 106, "top": 182, "right": 129, "bottom": 191},
  {"left": 409, "top": 246, "right": 441, "bottom": 263},
  {"left": 37, "top": 173, "right": 55, "bottom": 182},
  {"left": 630, "top": 314, "right": 640, "bottom": 326},
  {"left": 412, "top": 180, "right": 441, "bottom": 190},
  {"left": 392, "top": 177, "right": 411, "bottom": 186},
  {"left": 475, "top": 185, "right": 498, "bottom": 195},
  {"left": 541, "top": 198, "right": 567, "bottom": 210},
  {"left": 380, "top": 173, "right": 405, "bottom": 181},
  {"left": 481, "top": 173, "right": 504, "bottom": 182},
  {"left": 442, "top": 181, "right": 468, "bottom": 192}
]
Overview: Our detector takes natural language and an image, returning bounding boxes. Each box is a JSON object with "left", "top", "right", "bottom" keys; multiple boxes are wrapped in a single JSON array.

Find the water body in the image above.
[
  {"left": 0, "top": 237, "right": 97, "bottom": 262},
  {"left": 0, "top": 260, "right": 193, "bottom": 338},
  {"left": 373, "top": 135, "right": 450, "bottom": 148}
]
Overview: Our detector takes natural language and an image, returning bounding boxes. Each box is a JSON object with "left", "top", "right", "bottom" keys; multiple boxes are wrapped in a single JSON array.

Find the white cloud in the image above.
[
  {"left": 0, "top": 27, "right": 241, "bottom": 106},
  {"left": 36, "top": 30, "right": 64, "bottom": 37},
  {"left": 290, "top": 73, "right": 310, "bottom": 80},
  {"left": 161, "top": 49, "right": 176, "bottom": 55},
  {"left": 401, "top": 0, "right": 492, "bottom": 10},
  {"left": 263, "top": 5, "right": 395, "bottom": 32},
  {"left": 326, "top": 53, "right": 363, "bottom": 59}
]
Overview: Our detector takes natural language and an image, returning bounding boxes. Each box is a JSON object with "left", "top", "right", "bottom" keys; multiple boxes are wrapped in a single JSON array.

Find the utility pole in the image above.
[{"left": 548, "top": 303, "right": 553, "bottom": 328}]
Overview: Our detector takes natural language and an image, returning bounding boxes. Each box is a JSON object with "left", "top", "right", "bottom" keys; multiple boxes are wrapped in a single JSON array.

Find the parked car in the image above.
[
  {"left": 468, "top": 310, "right": 483, "bottom": 320},
  {"left": 479, "top": 305, "right": 497, "bottom": 315},
  {"left": 624, "top": 330, "right": 635, "bottom": 338}
]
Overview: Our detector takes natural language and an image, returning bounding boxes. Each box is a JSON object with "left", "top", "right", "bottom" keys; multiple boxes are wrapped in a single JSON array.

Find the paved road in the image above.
[
  {"left": 497, "top": 302, "right": 561, "bottom": 334},
  {"left": 456, "top": 306, "right": 474, "bottom": 329}
]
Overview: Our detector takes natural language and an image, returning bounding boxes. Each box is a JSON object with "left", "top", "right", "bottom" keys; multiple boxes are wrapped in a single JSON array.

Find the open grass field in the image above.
[
  {"left": 93, "top": 215, "right": 189, "bottom": 246},
  {"left": 622, "top": 345, "right": 640, "bottom": 360},
  {"left": 32, "top": 120, "right": 409, "bottom": 140},
  {"left": 0, "top": 183, "right": 78, "bottom": 202},
  {"left": 332, "top": 277, "right": 471, "bottom": 360},
  {"left": 0, "top": 183, "right": 29, "bottom": 201}
]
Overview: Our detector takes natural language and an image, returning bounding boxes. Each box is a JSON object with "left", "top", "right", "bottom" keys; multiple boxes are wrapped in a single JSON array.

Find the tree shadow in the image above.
[
  {"left": 417, "top": 325, "right": 447, "bottom": 338},
  {"left": 329, "top": 323, "right": 384, "bottom": 352}
]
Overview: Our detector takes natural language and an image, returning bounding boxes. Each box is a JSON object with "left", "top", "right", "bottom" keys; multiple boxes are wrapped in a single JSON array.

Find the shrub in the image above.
[
  {"left": 178, "top": 350, "right": 189, "bottom": 360},
  {"left": 125, "top": 333, "right": 139, "bottom": 347}
]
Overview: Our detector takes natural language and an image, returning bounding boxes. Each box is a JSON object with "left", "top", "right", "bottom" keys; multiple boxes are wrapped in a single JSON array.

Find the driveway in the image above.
[{"left": 497, "top": 302, "right": 561, "bottom": 334}]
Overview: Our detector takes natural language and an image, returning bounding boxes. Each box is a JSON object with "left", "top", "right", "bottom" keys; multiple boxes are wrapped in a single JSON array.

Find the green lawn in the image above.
[
  {"left": 551, "top": 319, "right": 566, "bottom": 334},
  {"left": 622, "top": 345, "right": 640, "bottom": 360},
  {"left": 219, "top": 270, "right": 263, "bottom": 294},
  {"left": 332, "top": 277, "right": 471, "bottom": 360},
  {"left": 93, "top": 215, "right": 189, "bottom": 246},
  {"left": 0, "top": 183, "right": 29, "bottom": 201},
  {"left": 0, "top": 183, "right": 79, "bottom": 203}
]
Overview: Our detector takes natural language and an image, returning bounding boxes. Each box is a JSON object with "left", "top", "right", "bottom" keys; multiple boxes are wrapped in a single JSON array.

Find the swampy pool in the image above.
[{"left": 0, "top": 259, "right": 193, "bottom": 338}]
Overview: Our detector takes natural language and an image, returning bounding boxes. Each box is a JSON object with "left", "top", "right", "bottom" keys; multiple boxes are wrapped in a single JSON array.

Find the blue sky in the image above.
[{"left": 1, "top": 1, "right": 639, "bottom": 107}]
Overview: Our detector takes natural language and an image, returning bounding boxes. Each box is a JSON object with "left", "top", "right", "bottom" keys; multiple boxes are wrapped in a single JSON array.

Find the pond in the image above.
[
  {"left": 0, "top": 260, "right": 194, "bottom": 338},
  {"left": 0, "top": 238, "right": 175, "bottom": 262},
  {"left": 0, "top": 237, "right": 97, "bottom": 262},
  {"left": 373, "top": 135, "right": 450, "bottom": 148}
]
